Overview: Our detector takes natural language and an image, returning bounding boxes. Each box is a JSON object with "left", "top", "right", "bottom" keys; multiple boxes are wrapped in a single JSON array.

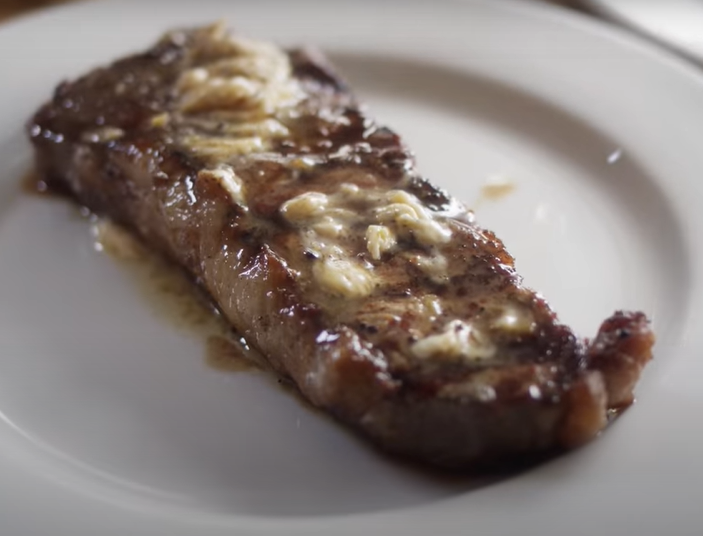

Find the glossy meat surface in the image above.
[{"left": 29, "top": 24, "right": 654, "bottom": 468}]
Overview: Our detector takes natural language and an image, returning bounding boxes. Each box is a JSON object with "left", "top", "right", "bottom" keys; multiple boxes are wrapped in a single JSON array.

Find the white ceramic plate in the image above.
[
  {"left": 582, "top": 0, "right": 703, "bottom": 65},
  {"left": 1, "top": 0, "right": 702, "bottom": 534}
]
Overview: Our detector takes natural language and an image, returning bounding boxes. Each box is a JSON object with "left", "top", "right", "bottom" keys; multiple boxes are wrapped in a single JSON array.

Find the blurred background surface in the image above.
[
  {"left": 0, "top": 0, "right": 67, "bottom": 21},
  {"left": 0, "top": 0, "right": 583, "bottom": 22},
  {"left": 2, "top": 1, "right": 701, "bottom": 68}
]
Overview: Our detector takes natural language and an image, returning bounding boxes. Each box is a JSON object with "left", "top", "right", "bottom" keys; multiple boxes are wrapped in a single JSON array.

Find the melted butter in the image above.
[
  {"left": 205, "top": 335, "right": 262, "bottom": 372},
  {"left": 313, "top": 257, "right": 375, "bottom": 298},
  {"left": 21, "top": 169, "right": 49, "bottom": 195},
  {"left": 159, "top": 23, "right": 457, "bottom": 302},
  {"left": 408, "top": 253, "right": 449, "bottom": 284},
  {"left": 377, "top": 190, "right": 452, "bottom": 246},
  {"left": 480, "top": 182, "right": 515, "bottom": 201},
  {"left": 81, "top": 127, "right": 124, "bottom": 144},
  {"left": 92, "top": 220, "right": 219, "bottom": 332},
  {"left": 170, "top": 22, "right": 305, "bottom": 161},
  {"left": 92, "top": 219, "right": 265, "bottom": 374},
  {"left": 411, "top": 320, "right": 496, "bottom": 362},
  {"left": 366, "top": 225, "right": 396, "bottom": 260},
  {"left": 198, "top": 165, "right": 247, "bottom": 206},
  {"left": 474, "top": 175, "right": 517, "bottom": 209},
  {"left": 280, "top": 191, "right": 331, "bottom": 223},
  {"left": 280, "top": 185, "right": 454, "bottom": 298},
  {"left": 88, "top": 219, "right": 334, "bottom": 419}
]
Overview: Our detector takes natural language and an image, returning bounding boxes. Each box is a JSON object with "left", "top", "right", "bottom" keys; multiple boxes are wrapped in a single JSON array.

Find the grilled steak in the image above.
[{"left": 28, "top": 23, "right": 654, "bottom": 468}]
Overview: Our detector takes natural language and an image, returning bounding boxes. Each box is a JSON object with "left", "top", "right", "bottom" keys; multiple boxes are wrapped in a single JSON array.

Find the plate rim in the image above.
[{"left": 580, "top": 0, "right": 703, "bottom": 66}]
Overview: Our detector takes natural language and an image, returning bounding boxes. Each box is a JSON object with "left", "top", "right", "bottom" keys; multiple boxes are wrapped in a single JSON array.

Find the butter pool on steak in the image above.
[{"left": 28, "top": 23, "right": 654, "bottom": 468}]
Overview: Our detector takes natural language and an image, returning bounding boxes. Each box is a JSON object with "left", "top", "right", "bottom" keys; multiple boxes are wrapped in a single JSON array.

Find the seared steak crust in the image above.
[{"left": 28, "top": 24, "right": 654, "bottom": 468}]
